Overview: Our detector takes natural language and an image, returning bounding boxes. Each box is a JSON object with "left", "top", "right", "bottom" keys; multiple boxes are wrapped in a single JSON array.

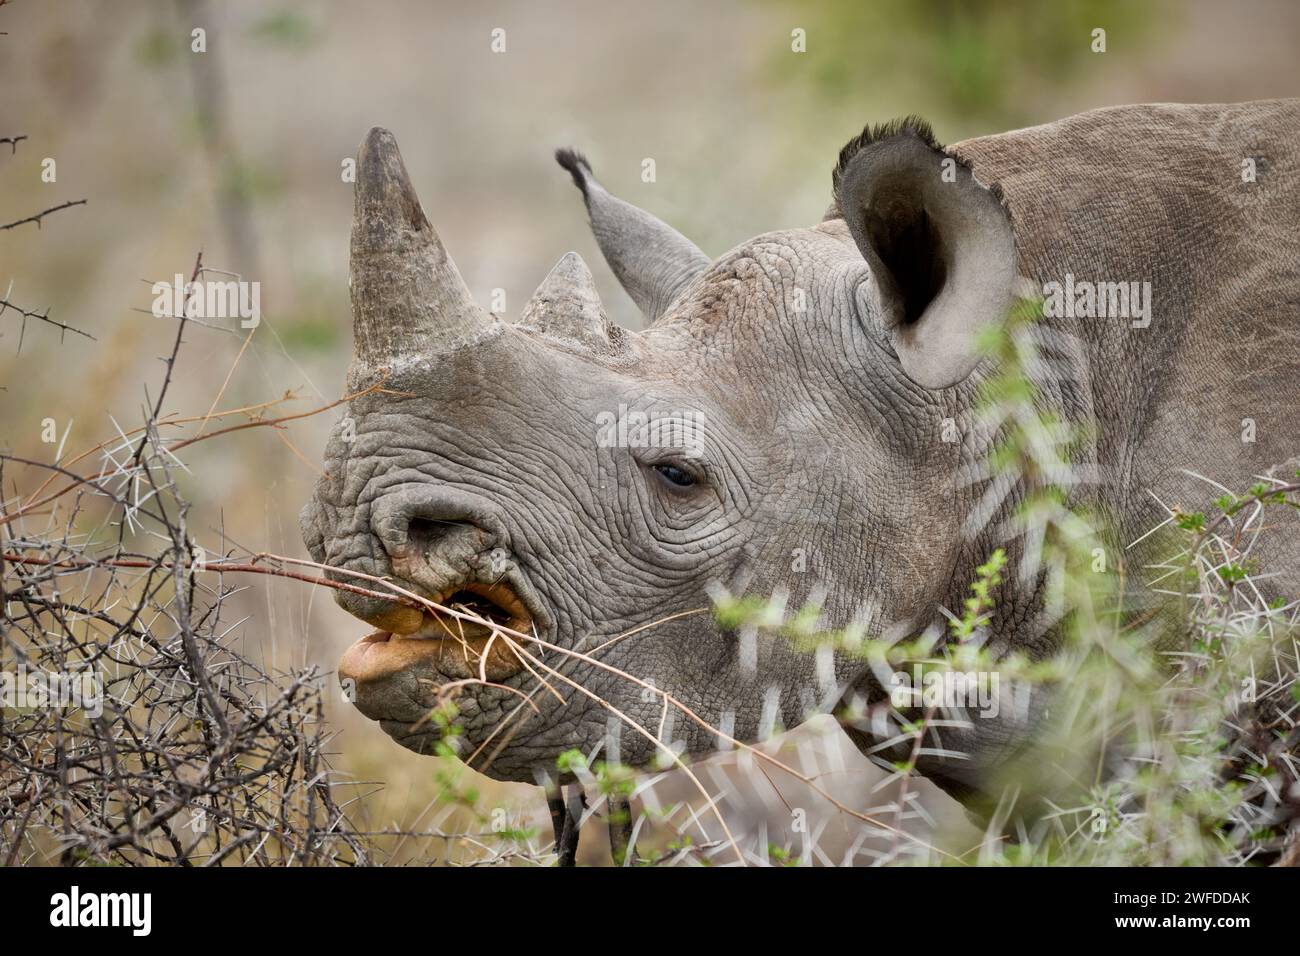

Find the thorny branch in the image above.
[
  {"left": 0, "top": 257, "right": 410, "bottom": 865},
  {"left": 0, "top": 198, "right": 88, "bottom": 232},
  {"left": 0, "top": 293, "right": 95, "bottom": 344}
]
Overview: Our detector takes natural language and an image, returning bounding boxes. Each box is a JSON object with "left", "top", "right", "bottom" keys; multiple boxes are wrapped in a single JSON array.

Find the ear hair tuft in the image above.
[{"left": 831, "top": 115, "right": 941, "bottom": 206}]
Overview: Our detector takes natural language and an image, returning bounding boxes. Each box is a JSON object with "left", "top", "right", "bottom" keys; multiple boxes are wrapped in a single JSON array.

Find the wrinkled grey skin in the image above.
[{"left": 302, "top": 100, "right": 1300, "bottom": 802}]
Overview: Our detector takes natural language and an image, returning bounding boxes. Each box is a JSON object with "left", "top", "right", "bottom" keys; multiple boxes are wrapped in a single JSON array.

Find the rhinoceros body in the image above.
[{"left": 301, "top": 100, "right": 1299, "bottom": 800}]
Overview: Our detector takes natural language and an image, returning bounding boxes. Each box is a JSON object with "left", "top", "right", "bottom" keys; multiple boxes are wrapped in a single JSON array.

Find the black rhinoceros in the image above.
[{"left": 301, "top": 100, "right": 1299, "bottom": 803}]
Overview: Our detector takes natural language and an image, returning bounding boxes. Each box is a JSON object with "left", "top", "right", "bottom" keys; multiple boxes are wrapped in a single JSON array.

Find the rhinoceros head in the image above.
[{"left": 300, "top": 123, "right": 1016, "bottom": 784}]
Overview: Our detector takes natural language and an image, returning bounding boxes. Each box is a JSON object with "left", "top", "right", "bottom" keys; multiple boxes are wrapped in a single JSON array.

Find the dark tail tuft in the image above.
[{"left": 555, "top": 147, "right": 594, "bottom": 198}]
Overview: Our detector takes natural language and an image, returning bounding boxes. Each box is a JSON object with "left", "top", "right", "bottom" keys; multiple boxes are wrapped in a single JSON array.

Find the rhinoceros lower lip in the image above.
[{"left": 339, "top": 582, "right": 534, "bottom": 685}]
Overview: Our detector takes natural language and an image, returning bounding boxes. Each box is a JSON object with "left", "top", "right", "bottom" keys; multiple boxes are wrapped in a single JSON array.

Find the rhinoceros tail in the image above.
[{"left": 555, "top": 147, "right": 594, "bottom": 199}]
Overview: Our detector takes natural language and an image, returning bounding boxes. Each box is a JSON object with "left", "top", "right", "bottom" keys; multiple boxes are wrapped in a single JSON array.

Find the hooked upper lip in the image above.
[{"left": 338, "top": 579, "right": 537, "bottom": 685}]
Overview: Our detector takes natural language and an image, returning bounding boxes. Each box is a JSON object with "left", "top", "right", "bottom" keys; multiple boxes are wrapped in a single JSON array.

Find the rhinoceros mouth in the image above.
[{"left": 338, "top": 580, "right": 537, "bottom": 687}]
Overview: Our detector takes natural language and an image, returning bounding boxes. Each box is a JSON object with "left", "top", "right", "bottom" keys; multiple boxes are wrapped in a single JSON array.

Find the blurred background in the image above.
[{"left": 2, "top": 0, "right": 1297, "bottom": 864}]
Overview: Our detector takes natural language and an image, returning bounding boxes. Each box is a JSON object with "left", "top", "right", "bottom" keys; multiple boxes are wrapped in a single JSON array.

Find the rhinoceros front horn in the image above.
[{"left": 349, "top": 127, "right": 490, "bottom": 372}]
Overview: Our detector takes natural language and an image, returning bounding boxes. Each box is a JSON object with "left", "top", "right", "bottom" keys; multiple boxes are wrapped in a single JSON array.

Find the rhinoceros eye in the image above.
[{"left": 652, "top": 463, "right": 696, "bottom": 488}]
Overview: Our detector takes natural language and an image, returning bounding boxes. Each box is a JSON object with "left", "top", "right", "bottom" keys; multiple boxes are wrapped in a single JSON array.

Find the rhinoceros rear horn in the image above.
[
  {"left": 555, "top": 148, "right": 709, "bottom": 324},
  {"left": 834, "top": 118, "right": 1015, "bottom": 389},
  {"left": 349, "top": 127, "right": 490, "bottom": 371},
  {"left": 519, "top": 251, "right": 614, "bottom": 350}
]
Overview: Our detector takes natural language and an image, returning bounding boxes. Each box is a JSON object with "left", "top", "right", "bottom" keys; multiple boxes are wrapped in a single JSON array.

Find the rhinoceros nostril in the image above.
[
  {"left": 408, "top": 517, "right": 468, "bottom": 556},
  {"left": 370, "top": 488, "right": 508, "bottom": 570},
  {"left": 396, "top": 516, "right": 496, "bottom": 576}
]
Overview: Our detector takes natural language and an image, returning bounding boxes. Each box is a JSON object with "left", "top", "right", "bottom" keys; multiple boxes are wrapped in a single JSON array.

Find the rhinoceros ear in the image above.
[
  {"left": 834, "top": 119, "right": 1015, "bottom": 389},
  {"left": 554, "top": 147, "right": 709, "bottom": 324}
]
